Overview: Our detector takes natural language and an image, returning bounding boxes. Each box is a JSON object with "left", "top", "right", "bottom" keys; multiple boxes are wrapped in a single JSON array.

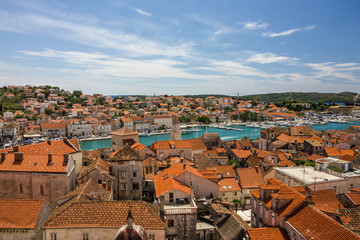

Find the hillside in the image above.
[{"left": 240, "top": 92, "right": 357, "bottom": 103}]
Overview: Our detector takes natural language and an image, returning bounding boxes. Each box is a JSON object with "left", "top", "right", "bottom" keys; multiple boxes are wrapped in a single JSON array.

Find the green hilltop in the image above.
[{"left": 239, "top": 92, "right": 357, "bottom": 103}]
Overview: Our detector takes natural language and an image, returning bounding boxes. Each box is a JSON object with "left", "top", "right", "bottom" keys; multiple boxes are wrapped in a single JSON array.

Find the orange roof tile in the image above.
[
  {"left": 247, "top": 227, "right": 289, "bottom": 240},
  {"left": 345, "top": 193, "right": 360, "bottom": 206},
  {"left": 216, "top": 165, "right": 235, "bottom": 178},
  {"left": 325, "top": 147, "right": 341, "bottom": 157},
  {"left": 287, "top": 205, "right": 360, "bottom": 240},
  {"left": 236, "top": 168, "right": 264, "bottom": 189},
  {"left": 232, "top": 149, "right": 252, "bottom": 159},
  {"left": 0, "top": 199, "right": 48, "bottom": 229},
  {"left": 219, "top": 178, "right": 241, "bottom": 192},
  {"left": 153, "top": 163, "right": 209, "bottom": 197},
  {"left": 42, "top": 201, "right": 166, "bottom": 229}
]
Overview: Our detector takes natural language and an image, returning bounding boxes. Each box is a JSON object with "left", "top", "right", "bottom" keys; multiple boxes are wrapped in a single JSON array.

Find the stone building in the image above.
[
  {"left": 109, "top": 144, "right": 144, "bottom": 200},
  {"left": 110, "top": 127, "right": 139, "bottom": 152},
  {"left": 42, "top": 201, "right": 166, "bottom": 240},
  {"left": 170, "top": 115, "right": 181, "bottom": 141},
  {"left": 0, "top": 139, "right": 80, "bottom": 207},
  {"left": 0, "top": 199, "right": 53, "bottom": 240}
]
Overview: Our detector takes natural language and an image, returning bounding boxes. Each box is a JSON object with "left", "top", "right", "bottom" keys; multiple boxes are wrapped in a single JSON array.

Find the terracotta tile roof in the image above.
[
  {"left": 219, "top": 178, "right": 241, "bottom": 192},
  {"left": 193, "top": 153, "right": 218, "bottom": 169},
  {"left": 78, "top": 157, "right": 113, "bottom": 181},
  {"left": 41, "top": 122, "right": 65, "bottom": 129},
  {"left": 59, "top": 179, "right": 112, "bottom": 202},
  {"left": 290, "top": 126, "right": 320, "bottom": 136},
  {"left": 109, "top": 144, "right": 143, "bottom": 161},
  {"left": 236, "top": 167, "right": 264, "bottom": 189},
  {"left": 279, "top": 160, "right": 295, "bottom": 167},
  {"left": 325, "top": 147, "right": 341, "bottom": 157},
  {"left": 247, "top": 227, "right": 289, "bottom": 240},
  {"left": 339, "top": 208, "right": 360, "bottom": 233},
  {"left": 308, "top": 154, "right": 324, "bottom": 162},
  {"left": 153, "top": 163, "right": 208, "bottom": 197},
  {"left": 339, "top": 154, "right": 357, "bottom": 162},
  {"left": 310, "top": 189, "right": 344, "bottom": 209},
  {"left": 0, "top": 199, "right": 48, "bottom": 229},
  {"left": 340, "top": 149, "right": 355, "bottom": 156},
  {"left": 287, "top": 205, "right": 360, "bottom": 240},
  {"left": 216, "top": 165, "right": 235, "bottom": 178},
  {"left": 0, "top": 139, "right": 79, "bottom": 173},
  {"left": 253, "top": 178, "right": 306, "bottom": 218},
  {"left": 152, "top": 138, "right": 206, "bottom": 151},
  {"left": 345, "top": 193, "right": 360, "bottom": 206},
  {"left": 131, "top": 142, "right": 147, "bottom": 153},
  {"left": 110, "top": 127, "right": 138, "bottom": 136},
  {"left": 152, "top": 140, "right": 192, "bottom": 150},
  {"left": 42, "top": 201, "right": 166, "bottom": 229},
  {"left": 232, "top": 149, "right": 252, "bottom": 159}
]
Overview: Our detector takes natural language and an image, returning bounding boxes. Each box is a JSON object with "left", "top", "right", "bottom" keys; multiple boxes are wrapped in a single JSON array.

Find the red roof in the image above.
[
  {"left": 287, "top": 205, "right": 360, "bottom": 240},
  {"left": 0, "top": 199, "right": 48, "bottom": 229},
  {"left": 236, "top": 168, "right": 264, "bottom": 189}
]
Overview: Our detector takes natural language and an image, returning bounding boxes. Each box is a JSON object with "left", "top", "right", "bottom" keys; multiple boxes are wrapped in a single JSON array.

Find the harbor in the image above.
[{"left": 80, "top": 121, "right": 360, "bottom": 150}]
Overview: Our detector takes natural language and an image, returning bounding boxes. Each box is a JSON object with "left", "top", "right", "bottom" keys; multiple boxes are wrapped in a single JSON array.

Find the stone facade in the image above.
[{"left": 110, "top": 145, "right": 144, "bottom": 200}]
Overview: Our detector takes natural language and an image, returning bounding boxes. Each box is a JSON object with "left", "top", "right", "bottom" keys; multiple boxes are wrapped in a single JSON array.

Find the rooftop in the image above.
[{"left": 274, "top": 167, "right": 343, "bottom": 184}]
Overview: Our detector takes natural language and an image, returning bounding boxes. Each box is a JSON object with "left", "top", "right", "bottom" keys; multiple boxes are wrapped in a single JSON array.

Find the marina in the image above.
[{"left": 80, "top": 121, "right": 360, "bottom": 150}]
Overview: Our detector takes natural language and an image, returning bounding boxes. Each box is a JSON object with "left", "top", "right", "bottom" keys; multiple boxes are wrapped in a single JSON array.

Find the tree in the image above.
[
  {"left": 231, "top": 199, "right": 242, "bottom": 212},
  {"left": 45, "top": 108, "right": 53, "bottom": 115},
  {"left": 73, "top": 90, "right": 83, "bottom": 98},
  {"left": 197, "top": 115, "right": 211, "bottom": 124}
]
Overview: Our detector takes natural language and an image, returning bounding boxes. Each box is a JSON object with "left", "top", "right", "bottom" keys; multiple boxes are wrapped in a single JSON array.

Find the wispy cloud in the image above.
[
  {"left": 242, "top": 20, "right": 269, "bottom": 30},
  {"left": 132, "top": 7, "right": 152, "bottom": 17},
  {"left": 262, "top": 25, "right": 316, "bottom": 37},
  {"left": 247, "top": 53, "right": 298, "bottom": 64},
  {"left": 0, "top": 9, "right": 190, "bottom": 57}
]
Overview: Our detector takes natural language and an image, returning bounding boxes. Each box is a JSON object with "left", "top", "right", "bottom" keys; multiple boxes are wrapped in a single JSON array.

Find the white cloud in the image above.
[
  {"left": 243, "top": 20, "right": 269, "bottom": 30},
  {"left": 262, "top": 25, "right": 316, "bottom": 37},
  {"left": 247, "top": 53, "right": 298, "bottom": 64},
  {"left": 132, "top": 7, "right": 152, "bottom": 17},
  {"left": 0, "top": 10, "right": 190, "bottom": 57}
]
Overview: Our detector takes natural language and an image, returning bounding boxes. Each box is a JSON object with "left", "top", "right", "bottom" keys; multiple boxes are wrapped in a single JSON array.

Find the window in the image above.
[
  {"left": 169, "top": 192, "right": 174, "bottom": 203},
  {"left": 129, "top": 160, "right": 135, "bottom": 165},
  {"left": 121, "top": 183, "right": 126, "bottom": 191},
  {"left": 121, "top": 171, "right": 126, "bottom": 179},
  {"left": 132, "top": 183, "right": 139, "bottom": 190},
  {"left": 234, "top": 191, "right": 237, "bottom": 196},
  {"left": 149, "top": 234, "right": 155, "bottom": 240},
  {"left": 19, "top": 183, "right": 23, "bottom": 193},
  {"left": 40, "top": 185, "right": 44, "bottom": 195},
  {"left": 133, "top": 172, "right": 137, "bottom": 178},
  {"left": 98, "top": 179, "right": 102, "bottom": 184},
  {"left": 168, "top": 219, "right": 174, "bottom": 227},
  {"left": 50, "top": 233, "right": 57, "bottom": 240},
  {"left": 333, "top": 186, "right": 337, "bottom": 193},
  {"left": 83, "top": 233, "right": 89, "bottom": 240},
  {"left": 350, "top": 184, "right": 354, "bottom": 189}
]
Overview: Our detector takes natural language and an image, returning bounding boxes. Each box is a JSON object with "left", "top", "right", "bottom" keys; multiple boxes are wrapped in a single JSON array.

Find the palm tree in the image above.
[{"left": 231, "top": 199, "right": 242, "bottom": 212}]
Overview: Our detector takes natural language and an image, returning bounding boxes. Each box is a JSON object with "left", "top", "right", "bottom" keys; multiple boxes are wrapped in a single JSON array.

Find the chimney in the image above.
[
  {"left": 14, "top": 152, "right": 24, "bottom": 163},
  {"left": 159, "top": 195, "right": 165, "bottom": 221},
  {"left": 13, "top": 146, "right": 19, "bottom": 152},
  {"left": 63, "top": 153, "right": 69, "bottom": 166},
  {"left": 1, "top": 152, "right": 5, "bottom": 162},
  {"left": 47, "top": 153, "right": 52, "bottom": 165}
]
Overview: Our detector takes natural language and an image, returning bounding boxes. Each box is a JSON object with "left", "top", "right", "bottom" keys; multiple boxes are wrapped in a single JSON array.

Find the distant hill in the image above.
[{"left": 239, "top": 92, "right": 357, "bottom": 103}]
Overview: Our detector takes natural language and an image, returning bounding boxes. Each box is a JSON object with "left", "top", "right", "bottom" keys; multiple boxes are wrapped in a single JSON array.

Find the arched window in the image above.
[
  {"left": 19, "top": 183, "right": 23, "bottom": 193},
  {"left": 40, "top": 185, "right": 44, "bottom": 195}
]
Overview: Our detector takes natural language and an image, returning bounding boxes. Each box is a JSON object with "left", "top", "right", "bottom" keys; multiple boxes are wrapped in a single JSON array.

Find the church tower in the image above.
[{"left": 170, "top": 115, "right": 181, "bottom": 141}]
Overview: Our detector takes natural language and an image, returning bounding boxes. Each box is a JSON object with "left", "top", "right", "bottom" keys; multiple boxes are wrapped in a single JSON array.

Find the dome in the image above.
[{"left": 114, "top": 209, "right": 150, "bottom": 240}]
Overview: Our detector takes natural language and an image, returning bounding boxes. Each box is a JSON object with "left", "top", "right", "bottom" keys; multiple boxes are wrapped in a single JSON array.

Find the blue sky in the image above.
[{"left": 0, "top": 0, "right": 360, "bottom": 95}]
